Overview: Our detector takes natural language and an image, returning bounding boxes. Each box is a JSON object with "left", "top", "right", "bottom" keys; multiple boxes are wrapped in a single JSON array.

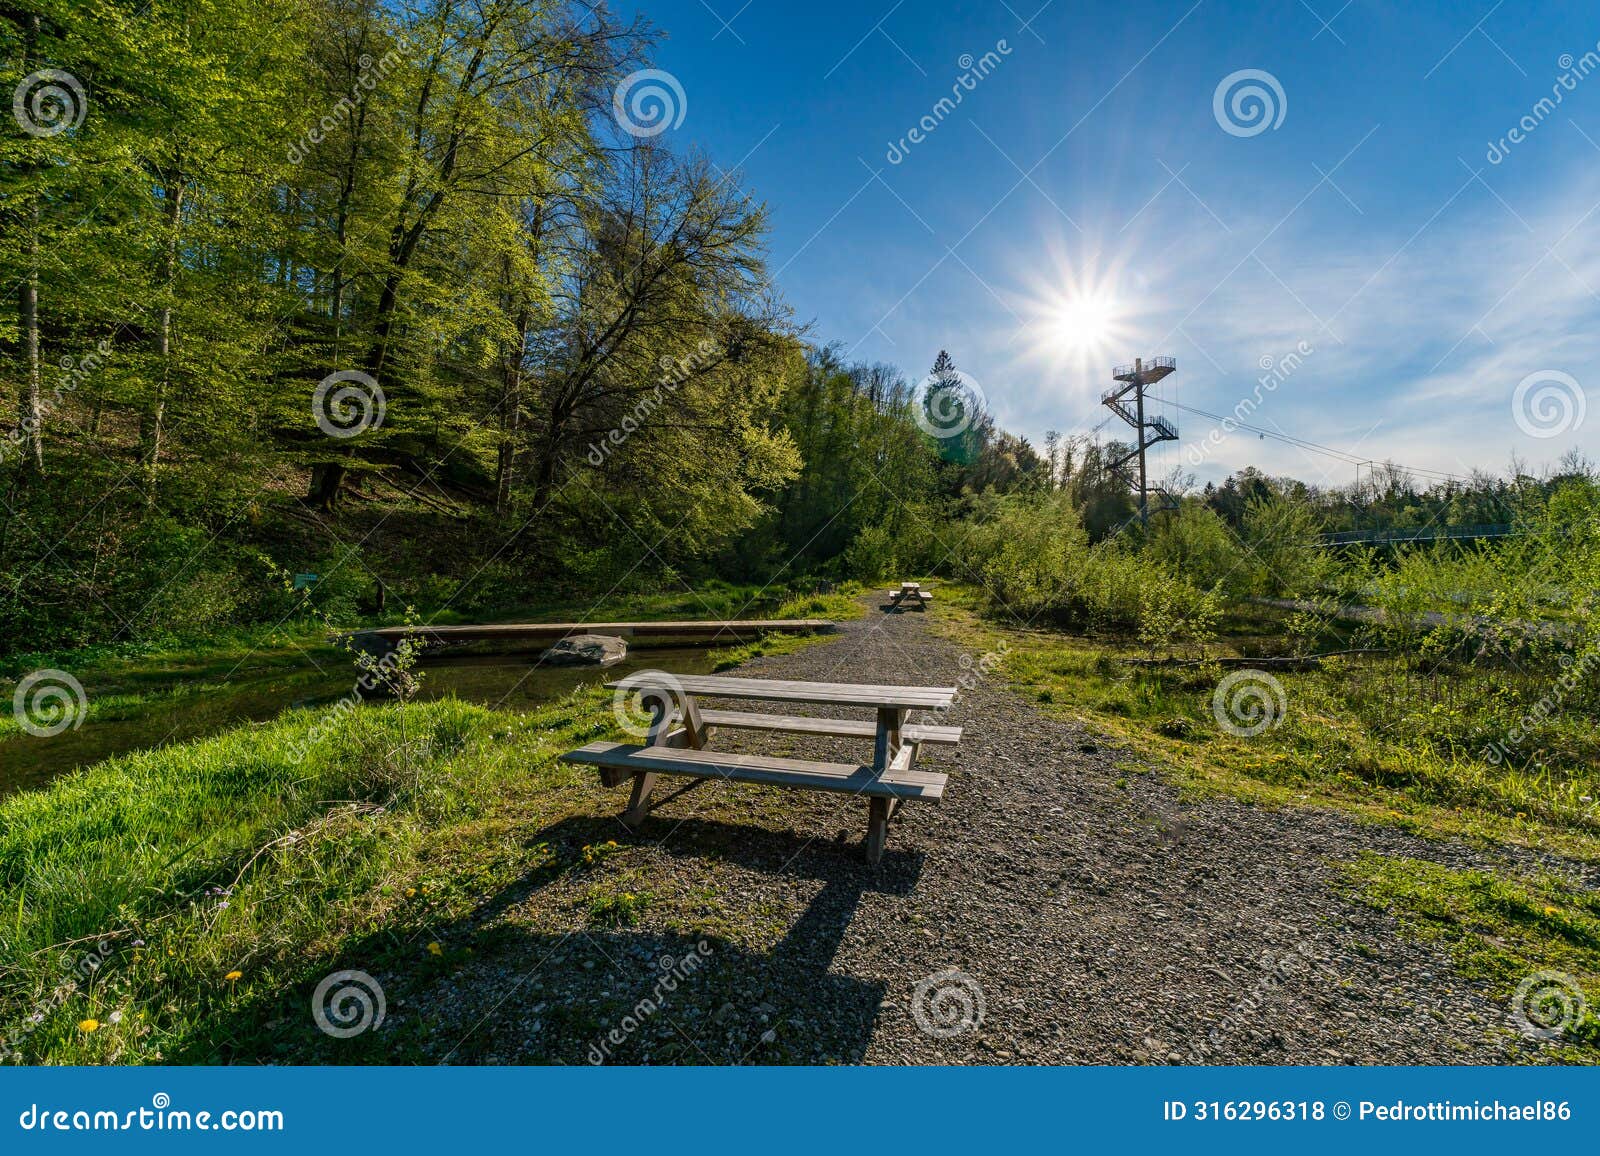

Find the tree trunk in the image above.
[
  {"left": 19, "top": 197, "right": 43, "bottom": 475},
  {"left": 15, "top": 13, "right": 44, "bottom": 476},
  {"left": 495, "top": 310, "right": 527, "bottom": 512},
  {"left": 307, "top": 461, "right": 345, "bottom": 510},
  {"left": 143, "top": 177, "right": 185, "bottom": 503}
]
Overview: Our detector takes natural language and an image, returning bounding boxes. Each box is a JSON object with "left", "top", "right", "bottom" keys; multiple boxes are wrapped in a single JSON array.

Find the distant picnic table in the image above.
[
  {"left": 888, "top": 581, "right": 933, "bottom": 611},
  {"left": 561, "top": 673, "right": 961, "bottom": 863}
]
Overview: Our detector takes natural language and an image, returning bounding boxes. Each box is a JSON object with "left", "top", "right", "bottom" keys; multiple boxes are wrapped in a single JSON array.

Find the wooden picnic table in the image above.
[
  {"left": 887, "top": 581, "right": 933, "bottom": 611},
  {"left": 560, "top": 673, "right": 961, "bottom": 863}
]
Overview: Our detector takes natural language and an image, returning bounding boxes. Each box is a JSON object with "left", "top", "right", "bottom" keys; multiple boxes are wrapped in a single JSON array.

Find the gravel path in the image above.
[{"left": 405, "top": 598, "right": 1579, "bottom": 1065}]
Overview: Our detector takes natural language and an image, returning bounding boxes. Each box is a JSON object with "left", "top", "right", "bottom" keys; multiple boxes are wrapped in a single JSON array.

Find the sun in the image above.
[{"left": 1051, "top": 293, "right": 1120, "bottom": 353}]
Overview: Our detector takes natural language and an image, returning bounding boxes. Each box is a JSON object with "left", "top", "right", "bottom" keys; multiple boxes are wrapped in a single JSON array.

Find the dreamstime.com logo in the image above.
[
  {"left": 885, "top": 40, "right": 1012, "bottom": 164},
  {"left": 1211, "top": 669, "right": 1286, "bottom": 738},
  {"left": 311, "top": 969, "right": 386, "bottom": 1038},
  {"left": 612, "top": 69, "right": 686, "bottom": 138},
  {"left": 1213, "top": 69, "right": 1286, "bottom": 138},
  {"left": 12, "top": 68, "right": 87, "bottom": 136},
  {"left": 17, "top": 1093, "right": 284, "bottom": 1133},
  {"left": 912, "top": 369, "right": 987, "bottom": 439},
  {"left": 1512, "top": 370, "right": 1585, "bottom": 439},
  {"left": 611, "top": 670, "right": 687, "bottom": 739},
  {"left": 313, "top": 369, "right": 386, "bottom": 438},
  {"left": 11, "top": 669, "right": 87, "bottom": 737},
  {"left": 911, "top": 968, "right": 985, "bottom": 1038},
  {"left": 1186, "top": 341, "right": 1314, "bottom": 467},
  {"left": 1510, "top": 970, "right": 1589, "bottom": 1042}
]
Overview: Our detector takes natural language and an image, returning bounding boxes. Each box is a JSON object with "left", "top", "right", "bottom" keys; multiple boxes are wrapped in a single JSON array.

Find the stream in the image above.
[{"left": 0, "top": 645, "right": 720, "bottom": 798}]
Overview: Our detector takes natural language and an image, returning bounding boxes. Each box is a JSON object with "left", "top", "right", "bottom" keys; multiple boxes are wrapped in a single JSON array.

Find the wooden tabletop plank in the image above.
[{"left": 606, "top": 673, "right": 956, "bottom": 709}]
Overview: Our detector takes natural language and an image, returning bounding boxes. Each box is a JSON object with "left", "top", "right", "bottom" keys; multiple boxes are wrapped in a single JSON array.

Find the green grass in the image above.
[
  {"left": 934, "top": 583, "right": 1600, "bottom": 861},
  {"left": 705, "top": 583, "right": 866, "bottom": 670},
  {"left": 1344, "top": 853, "right": 1600, "bottom": 1061},
  {"left": 0, "top": 692, "right": 619, "bottom": 1063}
]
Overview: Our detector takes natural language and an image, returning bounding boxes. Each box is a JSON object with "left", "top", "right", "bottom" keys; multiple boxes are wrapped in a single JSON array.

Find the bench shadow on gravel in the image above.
[{"left": 179, "top": 815, "right": 922, "bottom": 1066}]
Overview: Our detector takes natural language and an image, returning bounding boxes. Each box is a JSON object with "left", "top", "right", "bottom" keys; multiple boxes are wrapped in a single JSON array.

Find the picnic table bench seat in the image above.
[
  {"left": 563, "top": 740, "right": 946, "bottom": 800},
  {"left": 558, "top": 674, "right": 960, "bottom": 862}
]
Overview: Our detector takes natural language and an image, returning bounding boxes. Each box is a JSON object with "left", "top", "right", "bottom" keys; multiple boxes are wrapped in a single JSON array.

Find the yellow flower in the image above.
[
  {"left": 78, "top": 1019, "right": 99, "bottom": 1033},
  {"left": 224, "top": 970, "right": 243, "bottom": 981},
  {"left": 1544, "top": 906, "right": 1561, "bottom": 916},
  {"left": 405, "top": 888, "right": 416, "bottom": 898},
  {"left": 426, "top": 942, "right": 442, "bottom": 956}
]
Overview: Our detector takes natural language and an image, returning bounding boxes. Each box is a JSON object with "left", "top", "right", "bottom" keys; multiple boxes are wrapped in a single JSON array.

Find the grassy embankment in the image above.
[
  {"left": 0, "top": 587, "right": 862, "bottom": 1064},
  {"left": 935, "top": 582, "right": 1600, "bottom": 1059}
]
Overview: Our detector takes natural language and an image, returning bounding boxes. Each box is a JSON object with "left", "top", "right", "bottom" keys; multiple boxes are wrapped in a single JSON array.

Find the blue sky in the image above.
[{"left": 624, "top": 0, "right": 1600, "bottom": 488}]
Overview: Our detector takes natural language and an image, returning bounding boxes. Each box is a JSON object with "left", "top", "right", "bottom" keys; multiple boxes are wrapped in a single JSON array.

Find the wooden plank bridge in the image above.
[{"left": 341, "top": 619, "right": 836, "bottom": 655}]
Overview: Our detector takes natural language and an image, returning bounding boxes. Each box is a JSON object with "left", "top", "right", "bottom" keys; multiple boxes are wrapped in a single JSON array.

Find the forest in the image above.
[{"left": 2, "top": 0, "right": 1597, "bottom": 663}]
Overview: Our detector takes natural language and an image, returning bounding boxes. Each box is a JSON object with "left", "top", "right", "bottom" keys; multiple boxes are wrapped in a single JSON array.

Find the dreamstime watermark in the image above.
[
  {"left": 286, "top": 48, "right": 406, "bottom": 164},
  {"left": 885, "top": 41, "right": 1013, "bottom": 164},
  {"left": 586, "top": 339, "right": 719, "bottom": 466},
  {"left": 1213, "top": 69, "right": 1286, "bottom": 138},
  {"left": 11, "top": 669, "right": 87, "bottom": 738},
  {"left": 1480, "top": 646, "right": 1600, "bottom": 768},
  {"left": 1510, "top": 970, "right": 1588, "bottom": 1042},
  {"left": 311, "top": 969, "right": 386, "bottom": 1038},
  {"left": 3, "top": 339, "right": 111, "bottom": 466},
  {"left": 313, "top": 369, "right": 386, "bottom": 438},
  {"left": 919, "top": 641, "right": 1007, "bottom": 734},
  {"left": 912, "top": 368, "right": 987, "bottom": 439},
  {"left": 911, "top": 968, "right": 985, "bottom": 1038},
  {"left": 1487, "top": 48, "right": 1600, "bottom": 165},
  {"left": 1511, "top": 369, "right": 1585, "bottom": 439},
  {"left": 12, "top": 69, "right": 86, "bottom": 137},
  {"left": 612, "top": 69, "right": 686, "bottom": 138},
  {"left": 0, "top": 939, "right": 119, "bottom": 1061},
  {"left": 1210, "top": 669, "right": 1286, "bottom": 738},
  {"left": 610, "top": 670, "right": 688, "bottom": 739},
  {"left": 287, "top": 646, "right": 413, "bottom": 765},
  {"left": 1188, "top": 942, "right": 1338, "bottom": 1062},
  {"left": 587, "top": 941, "right": 714, "bottom": 1064},
  {"left": 17, "top": 1093, "right": 284, "bottom": 1133},
  {"left": 1186, "top": 341, "right": 1314, "bottom": 467}
]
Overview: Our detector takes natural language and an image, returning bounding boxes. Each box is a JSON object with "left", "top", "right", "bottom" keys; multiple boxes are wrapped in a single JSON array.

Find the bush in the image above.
[
  {"left": 843, "top": 524, "right": 898, "bottom": 583},
  {"left": 962, "top": 493, "right": 1219, "bottom": 649}
]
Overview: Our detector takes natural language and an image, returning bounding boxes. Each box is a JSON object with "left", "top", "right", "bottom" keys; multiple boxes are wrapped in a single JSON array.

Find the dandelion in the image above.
[
  {"left": 224, "top": 970, "right": 243, "bottom": 981},
  {"left": 1543, "top": 906, "right": 1561, "bottom": 917},
  {"left": 426, "top": 942, "right": 443, "bottom": 956},
  {"left": 78, "top": 1019, "right": 99, "bottom": 1033},
  {"left": 405, "top": 888, "right": 416, "bottom": 898}
]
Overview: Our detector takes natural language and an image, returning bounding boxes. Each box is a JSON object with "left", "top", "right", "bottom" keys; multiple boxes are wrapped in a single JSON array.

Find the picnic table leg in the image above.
[
  {"left": 623, "top": 690, "right": 705, "bottom": 827},
  {"left": 865, "top": 706, "right": 906, "bottom": 863},
  {"left": 871, "top": 706, "right": 904, "bottom": 773},
  {"left": 866, "top": 798, "right": 889, "bottom": 864}
]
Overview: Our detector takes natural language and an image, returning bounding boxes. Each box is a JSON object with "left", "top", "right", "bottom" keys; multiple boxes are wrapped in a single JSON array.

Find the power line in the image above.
[{"left": 1165, "top": 400, "right": 1468, "bottom": 483}]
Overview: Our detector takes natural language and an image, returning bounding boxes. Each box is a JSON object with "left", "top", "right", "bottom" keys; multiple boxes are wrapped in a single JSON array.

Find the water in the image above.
[{"left": 0, "top": 645, "right": 719, "bottom": 797}]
